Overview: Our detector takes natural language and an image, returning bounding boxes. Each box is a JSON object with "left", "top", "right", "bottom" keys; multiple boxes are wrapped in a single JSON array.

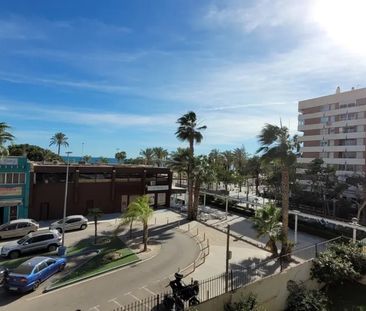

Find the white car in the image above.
[
  {"left": 0, "top": 219, "right": 39, "bottom": 240},
  {"left": 49, "top": 215, "right": 88, "bottom": 233}
]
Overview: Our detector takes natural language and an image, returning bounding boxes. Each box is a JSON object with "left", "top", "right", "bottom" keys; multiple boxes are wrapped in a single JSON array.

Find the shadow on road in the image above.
[{"left": 0, "top": 286, "right": 33, "bottom": 307}]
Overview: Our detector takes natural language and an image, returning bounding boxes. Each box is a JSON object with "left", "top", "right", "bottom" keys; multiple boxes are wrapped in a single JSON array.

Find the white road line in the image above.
[
  {"left": 142, "top": 286, "right": 156, "bottom": 295},
  {"left": 108, "top": 298, "right": 122, "bottom": 307},
  {"left": 89, "top": 305, "right": 101, "bottom": 311},
  {"left": 127, "top": 292, "right": 141, "bottom": 302}
]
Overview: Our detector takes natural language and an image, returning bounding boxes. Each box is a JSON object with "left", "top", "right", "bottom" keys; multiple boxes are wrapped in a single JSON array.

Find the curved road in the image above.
[{"left": 1, "top": 226, "right": 200, "bottom": 311}]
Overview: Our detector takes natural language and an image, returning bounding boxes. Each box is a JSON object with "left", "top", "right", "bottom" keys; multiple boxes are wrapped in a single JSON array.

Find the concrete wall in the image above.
[{"left": 196, "top": 261, "right": 319, "bottom": 311}]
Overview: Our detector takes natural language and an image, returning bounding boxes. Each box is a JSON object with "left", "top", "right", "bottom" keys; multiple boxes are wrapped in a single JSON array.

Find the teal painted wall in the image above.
[{"left": 0, "top": 157, "right": 31, "bottom": 224}]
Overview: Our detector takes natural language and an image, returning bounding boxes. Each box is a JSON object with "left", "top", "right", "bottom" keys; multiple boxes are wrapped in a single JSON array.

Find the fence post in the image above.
[
  {"left": 188, "top": 223, "right": 190, "bottom": 231},
  {"left": 206, "top": 290, "right": 209, "bottom": 300},
  {"left": 315, "top": 243, "right": 319, "bottom": 258},
  {"left": 157, "top": 294, "right": 160, "bottom": 310},
  {"left": 196, "top": 227, "right": 199, "bottom": 236},
  {"left": 167, "top": 217, "right": 169, "bottom": 224},
  {"left": 230, "top": 269, "right": 233, "bottom": 291},
  {"left": 155, "top": 217, "right": 157, "bottom": 225},
  {"left": 204, "top": 232, "right": 206, "bottom": 241}
]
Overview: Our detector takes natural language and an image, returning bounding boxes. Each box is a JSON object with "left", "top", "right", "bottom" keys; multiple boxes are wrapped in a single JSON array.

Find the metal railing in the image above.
[{"left": 112, "top": 237, "right": 346, "bottom": 311}]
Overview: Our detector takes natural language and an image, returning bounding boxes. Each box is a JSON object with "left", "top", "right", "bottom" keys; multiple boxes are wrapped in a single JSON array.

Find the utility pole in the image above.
[
  {"left": 225, "top": 224, "right": 231, "bottom": 293},
  {"left": 61, "top": 151, "right": 72, "bottom": 251}
]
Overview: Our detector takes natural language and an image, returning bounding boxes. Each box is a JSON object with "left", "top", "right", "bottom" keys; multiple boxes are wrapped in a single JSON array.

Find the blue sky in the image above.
[{"left": 1, "top": 0, "right": 366, "bottom": 158}]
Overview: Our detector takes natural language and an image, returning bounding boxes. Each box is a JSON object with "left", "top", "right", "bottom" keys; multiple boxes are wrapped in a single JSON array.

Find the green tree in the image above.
[
  {"left": 140, "top": 148, "right": 154, "bottom": 165},
  {"left": 99, "top": 157, "right": 109, "bottom": 164},
  {"left": 175, "top": 111, "right": 206, "bottom": 220},
  {"left": 83, "top": 155, "right": 92, "bottom": 163},
  {"left": 49, "top": 132, "right": 69, "bottom": 156},
  {"left": 247, "top": 156, "right": 262, "bottom": 196},
  {"left": 8, "top": 144, "right": 62, "bottom": 162},
  {"left": 117, "top": 195, "right": 154, "bottom": 252},
  {"left": 257, "top": 123, "right": 299, "bottom": 256},
  {"left": 252, "top": 203, "right": 281, "bottom": 256},
  {"left": 0, "top": 122, "right": 15, "bottom": 155},
  {"left": 152, "top": 147, "right": 168, "bottom": 167},
  {"left": 232, "top": 147, "right": 248, "bottom": 192},
  {"left": 115, "top": 151, "right": 127, "bottom": 163},
  {"left": 87, "top": 208, "right": 103, "bottom": 244}
]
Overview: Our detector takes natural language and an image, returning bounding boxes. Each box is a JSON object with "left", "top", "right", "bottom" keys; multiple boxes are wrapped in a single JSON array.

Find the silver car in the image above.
[
  {"left": 0, "top": 230, "right": 62, "bottom": 259},
  {"left": 0, "top": 219, "right": 39, "bottom": 240},
  {"left": 49, "top": 215, "right": 88, "bottom": 233}
]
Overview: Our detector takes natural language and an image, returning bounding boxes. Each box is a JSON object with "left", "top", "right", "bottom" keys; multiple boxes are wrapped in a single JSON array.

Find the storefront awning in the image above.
[{"left": 0, "top": 200, "right": 22, "bottom": 207}]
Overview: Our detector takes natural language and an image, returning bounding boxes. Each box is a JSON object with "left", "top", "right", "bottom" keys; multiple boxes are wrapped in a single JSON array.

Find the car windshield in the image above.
[
  {"left": 17, "top": 236, "right": 28, "bottom": 245},
  {"left": 12, "top": 262, "right": 34, "bottom": 275}
]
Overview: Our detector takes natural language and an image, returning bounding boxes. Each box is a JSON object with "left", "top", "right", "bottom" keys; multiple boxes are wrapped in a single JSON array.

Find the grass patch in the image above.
[
  {"left": 53, "top": 236, "right": 139, "bottom": 286},
  {"left": 328, "top": 281, "right": 366, "bottom": 310}
]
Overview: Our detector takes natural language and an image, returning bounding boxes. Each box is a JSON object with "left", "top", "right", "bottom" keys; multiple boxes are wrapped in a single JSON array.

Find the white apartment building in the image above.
[{"left": 298, "top": 87, "right": 366, "bottom": 182}]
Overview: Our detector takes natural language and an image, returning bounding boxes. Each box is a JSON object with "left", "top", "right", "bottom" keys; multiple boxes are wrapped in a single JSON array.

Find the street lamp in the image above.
[{"left": 60, "top": 151, "right": 72, "bottom": 254}]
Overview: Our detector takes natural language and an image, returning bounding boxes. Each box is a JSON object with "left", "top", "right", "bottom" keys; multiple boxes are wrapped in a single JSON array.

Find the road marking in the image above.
[
  {"left": 127, "top": 292, "right": 141, "bottom": 302},
  {"left": 89, "top": 305, "right": 101, "bottom": 311},
  {"left": 108, "top": 298, "right": 122, "bottom": 307},
  {"left": 142, "top": 286, "right": 156, "bottom": 295}
]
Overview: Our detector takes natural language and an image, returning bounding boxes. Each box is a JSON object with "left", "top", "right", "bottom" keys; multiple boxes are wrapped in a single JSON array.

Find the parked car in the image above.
[
  {"left": 0, "top": 230, "right": 62, "bottom": 259},
  {"left": 0, "top": 219, "right": 39, "bottom": 240},
  {"left": 49, "top": 215, "right": 88, "bottom": 233},
  {"left": 5, "top": 256, "right": 66, "bottom": 292},
  {"left": 0, "top": 266, "right": 8, "bottom": 285}
]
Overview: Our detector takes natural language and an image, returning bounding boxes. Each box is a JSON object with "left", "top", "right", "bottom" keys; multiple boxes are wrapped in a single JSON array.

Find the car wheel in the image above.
[
  {"left": 9, "top": 251, "right": 20, "bottom": 259},
  {"left": 47, "top": 244, "right": 57, "bottom": 252},
  {"left": 80, "top": 224, "right": 87, "bottom": 230},
  {"left": 33, "top": 280, "right": 40, "bottom": 291},
  {"left": 58, "top": 264, "right": 65, "bottom": 272}
]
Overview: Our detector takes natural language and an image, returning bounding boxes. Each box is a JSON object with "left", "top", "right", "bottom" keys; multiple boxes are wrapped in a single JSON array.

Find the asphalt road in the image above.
[{"left": 0, "top": 224, "right": 200, "bottom": 311}]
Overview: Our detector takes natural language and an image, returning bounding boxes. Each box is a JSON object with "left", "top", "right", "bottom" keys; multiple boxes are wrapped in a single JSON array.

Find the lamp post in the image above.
[
  {"left": 60, "top": 151, "right": 72, "bottom": 252},
  {"left": 351, "top": 217, "right": 358, "bottom": 242},
  {"left": 293, "top": 210, "right": 300, "bottom": 244}
]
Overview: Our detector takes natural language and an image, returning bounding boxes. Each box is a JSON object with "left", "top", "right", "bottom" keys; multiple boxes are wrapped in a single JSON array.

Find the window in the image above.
[
  {"left": 320, "top": 116, "right": 329, "bottom": 123},
  {"left": 340, "top": 103, "right": 347, "bottom": 109},
  {"left": 0, "top": 173, "right": 5, "bottom": 184},
  {"left": 37, "top": 262, "right": 48, "bottom": 272},
  {"left": 320, "top": 140, "right": 328, "bottom": 146},
  {"left": 321, "top": 105, "right": 330, "bottom": 112},
  {"left": 6, "top": 174, "right": 12, "bottom": 184},
  {"left": 17, "top": 223, "right": 29, "bottom": 229},
  {"left": 46, "top": 259, "right": 56, "bottom": 266},
  {"left": 4, "top": 224, "right": 17, "bottom": 231},
  {"left": 66, "top": 218, "right": 80, "bottom": 224}
]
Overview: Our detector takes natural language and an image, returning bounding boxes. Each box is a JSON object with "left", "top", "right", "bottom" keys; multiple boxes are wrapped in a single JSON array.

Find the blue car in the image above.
[{"left": 5, "top": 256, "right": 66, "bottom": 293}]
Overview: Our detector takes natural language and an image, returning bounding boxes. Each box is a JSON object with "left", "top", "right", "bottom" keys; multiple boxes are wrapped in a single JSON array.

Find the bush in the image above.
[
  {"left": 286, "top": 281, "right": 328, "bottom": 311},
  {"left": 225, "top": 293, "right": 264, "bottom": 311},
  {"left": 311, "top": 242, "right": 366, "bottom": 286}
]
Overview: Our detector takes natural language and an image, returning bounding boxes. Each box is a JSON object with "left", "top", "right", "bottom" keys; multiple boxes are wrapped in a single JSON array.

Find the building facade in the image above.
[
  {"left": 29, "top": 164, "right": 172, "bottom": 221},
  {"left": 298, "top": 87, "right": 366, "bottom": 191},
  {"left": 0, "top": 156, "right": 31, "bottom": 224}
]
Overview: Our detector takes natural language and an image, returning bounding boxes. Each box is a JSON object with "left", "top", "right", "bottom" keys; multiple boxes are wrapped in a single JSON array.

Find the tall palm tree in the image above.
[
  {"left": 115, "top": 151, "right": 127, "bottom": 163},
  {"left": 49, "top": 132, "right": 69, "bottom": 156},
  {"left": 0, "top": 122, "right": 15, "bottom": 155},
  {"left": 87, "top": 208, "right": 103, "bottom": 244},
  {"left": 257, "top": 123, "right": 299, "bottom": 256},
  {"left": 116, "top": 195, "right": 154, "bottom": 252},
  {"left": 175, "top": 111, "right": 206, "bottom": 220},
  {"left": 152, "top": 147, "right": 168, "bottom": 167},
  {"left": 252, "top": 203, "right": 282, "bottom": 256},
  {"left": 140, "top": 148, "right": 154, "bottom": 165}
]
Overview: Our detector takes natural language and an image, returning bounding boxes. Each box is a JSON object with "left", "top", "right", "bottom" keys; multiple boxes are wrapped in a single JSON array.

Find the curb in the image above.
[{"left": 44, "top": 258, "right": 141, "bottom": 292}]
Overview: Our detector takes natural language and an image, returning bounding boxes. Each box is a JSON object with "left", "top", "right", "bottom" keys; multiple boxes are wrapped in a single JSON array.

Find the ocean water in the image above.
[{"left": 62, "top": 156, "right": 118, "bottom": 164}]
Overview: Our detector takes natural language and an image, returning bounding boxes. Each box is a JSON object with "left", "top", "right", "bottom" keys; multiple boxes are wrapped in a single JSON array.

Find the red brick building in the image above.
[{"left": 29, "top": 164, "right": 172, "bottom": 221}]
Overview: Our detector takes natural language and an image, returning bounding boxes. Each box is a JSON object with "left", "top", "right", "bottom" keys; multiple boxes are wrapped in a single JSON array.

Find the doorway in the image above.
[{"left": 40, "top": 202, "right": 50, "bottom": 220}]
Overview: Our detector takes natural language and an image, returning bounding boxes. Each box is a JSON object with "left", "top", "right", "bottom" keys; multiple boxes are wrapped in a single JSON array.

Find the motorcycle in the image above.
[{"left": 162, "top": 273, "right": 200, "bottom": 310}]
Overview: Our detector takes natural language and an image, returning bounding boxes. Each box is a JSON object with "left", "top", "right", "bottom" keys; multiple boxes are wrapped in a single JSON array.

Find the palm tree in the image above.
[
  {"left": 99, "top": 157, "right": 108, "bottom": 164},
  {"left": 140, "top": 148, "right": 154, "bottom": 165},
  {"left": 49, "top": 132, "right": 69, "bottom": 156},
  {"left": 83, "top": 155, "right": 92, "bottom": 163},
  {"left": 257, "top": 123, "right": 299, "bottom": 256},
  {"left": 116, "top": 195, "right": 154, "bottom": 252},
  {"left": 247, "top": 156, "right": 262, "bottom": 196},
  {"left": 175, "top": 111, "right": 206, "bottom": 220},
  {"left": 0, "top": 122, "right": 14, "bottom": 155},
  {"left": 115, "top": 151, "right": 127, "bottom": 163},
  {"left": 87, "top": 208, "right": 103, "bottom": 244},
  {"left": 169, "top": 148, "right": 190, "bottom": 188},
  {"left": 152, "top": 147, "right": 168, "bottom": 167},
  {"left": 252, "top": 203, "right": 282, "bottom": 256}
]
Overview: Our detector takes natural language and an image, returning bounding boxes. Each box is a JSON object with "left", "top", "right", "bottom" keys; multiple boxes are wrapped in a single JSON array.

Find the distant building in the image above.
[
  {"left": 29, "top": 164, "right": 172, "bottom": 221},
  {"left": 0, "top": 156, "right": 31, "bottom": 224},
  {"left": 297, "top": 87, "right": 366, "bottom": 196}
]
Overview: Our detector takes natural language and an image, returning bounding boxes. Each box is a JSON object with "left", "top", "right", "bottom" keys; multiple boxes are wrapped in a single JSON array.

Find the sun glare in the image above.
[{"left": 311, "top": 0, "right": 366, "bottom": 54}]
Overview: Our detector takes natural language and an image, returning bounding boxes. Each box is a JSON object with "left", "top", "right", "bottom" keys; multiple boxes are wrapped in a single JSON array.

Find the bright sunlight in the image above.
[{"left": 311, "top": 0, "right": 366, "bottom": 54}]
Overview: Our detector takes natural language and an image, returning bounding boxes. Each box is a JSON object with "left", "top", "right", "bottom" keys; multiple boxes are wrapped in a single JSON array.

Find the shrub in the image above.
[
  {"left": 311, "top": 242, "right": 366, "bottom": 286},
  {"left": 286, "top": 281, "right": 328, "bottom": 311},
  {"left": 225, "top": 293, "right": 264, "bottom": 311}
]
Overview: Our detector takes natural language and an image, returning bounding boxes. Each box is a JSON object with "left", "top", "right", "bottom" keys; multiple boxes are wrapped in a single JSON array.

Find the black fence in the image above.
[{"left": 112, "top": 236, "right": 346, "bottom": 311}]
